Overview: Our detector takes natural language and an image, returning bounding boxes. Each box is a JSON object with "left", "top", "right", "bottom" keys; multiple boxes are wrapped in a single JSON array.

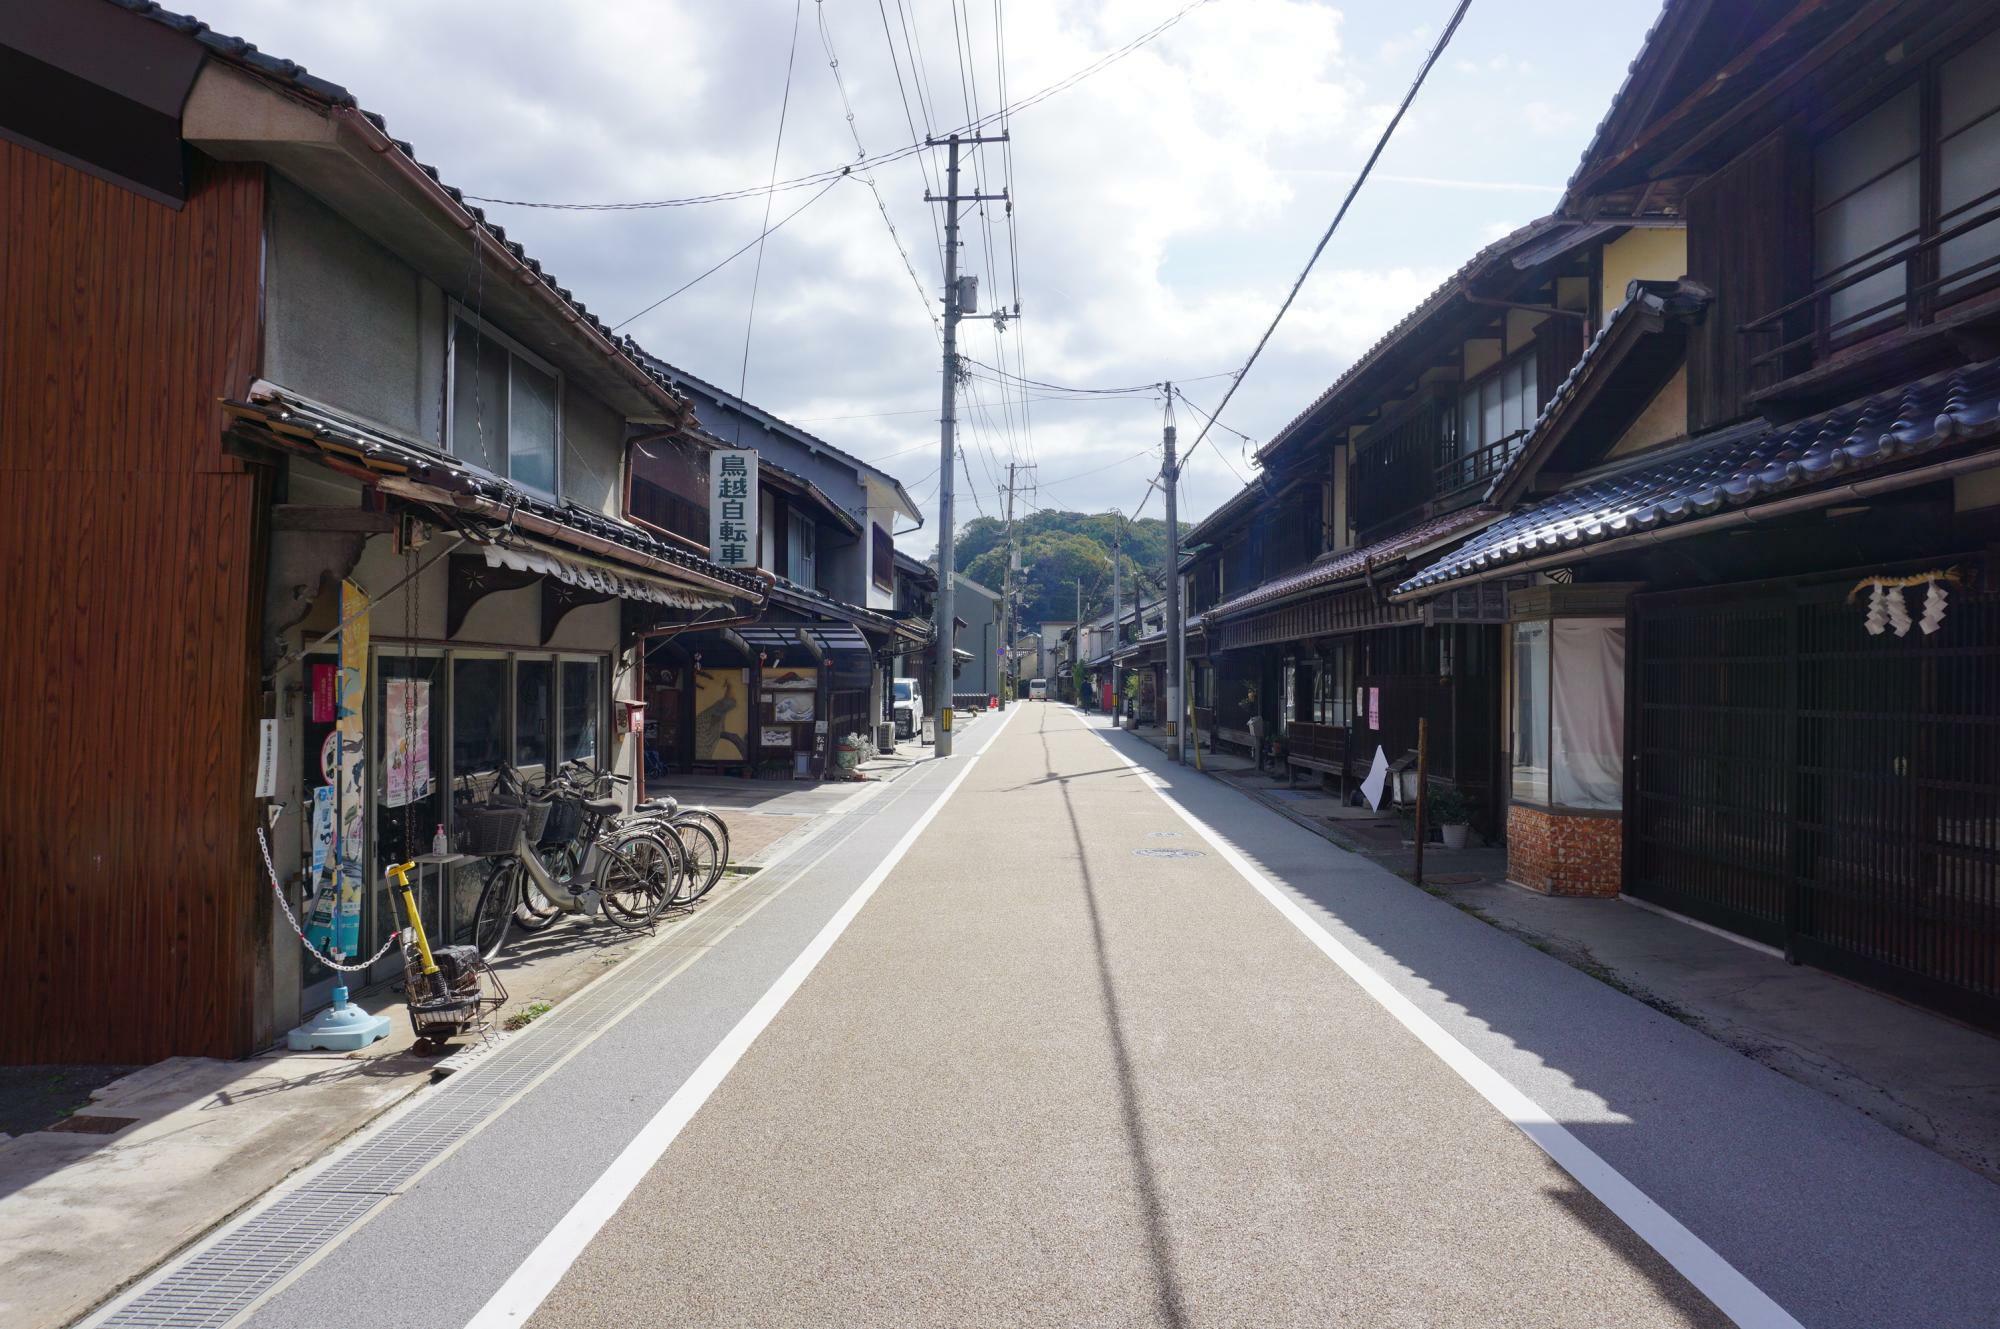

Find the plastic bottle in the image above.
[{"left": 432, "top": 823, "right": 448, "bottom": 857}]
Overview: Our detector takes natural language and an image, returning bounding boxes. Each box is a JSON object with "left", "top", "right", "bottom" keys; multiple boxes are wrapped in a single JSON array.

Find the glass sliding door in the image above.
[
  {"left": 451, "top": 651, "right": 509, "bottom": 942},
  {"left": 515, "top": 656, "right": 554, "bottom": 780},
  {"left": 560, "top": 656, "right": 604, "bottom": 767},
  {"left": 369, "top": 648, "right": 445, "bottom": 978}
]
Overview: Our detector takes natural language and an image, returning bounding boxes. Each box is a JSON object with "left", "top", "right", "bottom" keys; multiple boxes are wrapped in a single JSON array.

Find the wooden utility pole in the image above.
[{"left": 1162, "top": 385, "right": 1184, "bottom": 763}]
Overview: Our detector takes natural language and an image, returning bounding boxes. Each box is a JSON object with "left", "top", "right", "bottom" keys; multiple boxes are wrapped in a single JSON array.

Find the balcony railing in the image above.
[
  {"left": 1435, "top": 428, "right": 1528, "bottom": 496},
  {"left": 1741, "top": 196, "right": 2000, "bottom": 386}
]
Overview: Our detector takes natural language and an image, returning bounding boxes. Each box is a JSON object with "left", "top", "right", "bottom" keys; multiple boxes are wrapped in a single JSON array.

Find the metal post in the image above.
[
  {"left": 1162, "top": 385, "right": 1184, "bottom": 764},
  {"left": 1000, "top": 461, "right": 1018, "bottom": 710},
  {"left": 1413, "top": 716, "right": 1429, "bottom": 887}
]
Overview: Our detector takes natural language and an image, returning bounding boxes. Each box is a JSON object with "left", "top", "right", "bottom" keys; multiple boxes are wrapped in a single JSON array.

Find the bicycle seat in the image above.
[
  {"left": 637, "top": 797, "right": 678, "bottom": 813},
  {"left": 585, "top": 798, "right": 622, "bottom": 817}
]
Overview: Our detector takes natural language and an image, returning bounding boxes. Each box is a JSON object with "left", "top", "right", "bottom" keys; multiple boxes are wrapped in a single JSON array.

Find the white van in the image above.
[
  {"left": 1028, "top": 678, "right": 1048, "bottom": 701},
  {"left": 891, "top": 677, "right": 924, "bottom": 739}
]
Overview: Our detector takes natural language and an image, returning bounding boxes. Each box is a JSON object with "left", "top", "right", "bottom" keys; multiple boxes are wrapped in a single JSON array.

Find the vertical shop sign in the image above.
[
  {"left": 1367, "top": 686, "right": 1380, "bottom": 731},
  {"left": 332, "top": 579, "right": 369, "bottom": 958},
  {"left": 709, "top": 448, "right": 759, "bottom": 568}
]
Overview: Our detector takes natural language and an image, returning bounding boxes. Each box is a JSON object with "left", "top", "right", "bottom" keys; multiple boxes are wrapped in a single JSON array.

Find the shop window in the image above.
[
  {"left": 452, "top": 656, "right": 508, "bottom": 782},
  {"left": 448, "top": 309, "right": 562, "bottom": 496},
  {"left": 372, "top": 651, "right": 444, "bottom": 954},
  {"left": 1510, "top": 615, "right": 1625, "bottom": 810},
  {"left": 561, "top": 658, "right": 603, "bottom": 764},
  {"left": 515, "top": 658, "right": 553, "bottom": 772},
  {"left": 787, "top": 510, "right": 817, "bottom": 587}
]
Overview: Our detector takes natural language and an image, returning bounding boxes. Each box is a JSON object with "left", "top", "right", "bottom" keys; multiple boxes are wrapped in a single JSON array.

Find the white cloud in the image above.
[{"left": 183, "top": 0, "right": 1652, "bottom": 545}]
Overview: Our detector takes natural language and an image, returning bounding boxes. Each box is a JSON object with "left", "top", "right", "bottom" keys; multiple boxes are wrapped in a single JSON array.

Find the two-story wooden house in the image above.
[
  {"left": 1, "top": 0, "right": 768, "bottom": 1060},
  {"left": 624, "top": 360, "right": 928, "bottom": 780},
  {"left": 1182, "top": 216, "right": 1686, "bottom": 827},
  {"left": 1392, "top": 0, "right": 2000, "bottom": 1027}
]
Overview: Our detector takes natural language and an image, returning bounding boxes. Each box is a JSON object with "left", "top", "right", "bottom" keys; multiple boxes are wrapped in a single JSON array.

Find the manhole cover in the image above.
[
  {"left": 47, "top": 1114, "right": 139, "bottom": 1135},
  {"left": 1145, "top": 830, "right": 1183, "bottom": 839},
  {"left": 1134, "top": 847, "right": 1204, "bottom": 859}
]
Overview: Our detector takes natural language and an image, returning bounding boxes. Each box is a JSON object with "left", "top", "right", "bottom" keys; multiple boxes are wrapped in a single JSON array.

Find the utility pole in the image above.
[
  {"left": 1162, "top": 385, "right": 1185, "bottom": 764},
  {"left": 925, "top": 132, "right": 1007, "bottom": 757}
]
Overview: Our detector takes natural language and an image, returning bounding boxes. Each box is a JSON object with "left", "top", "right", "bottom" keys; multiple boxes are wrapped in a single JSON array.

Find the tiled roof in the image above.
[
  {"left": 1481, "top": 278, "right": 1711, "bottom": 505},
  {"left": 1253, "top": 216, "right": 1575, "bottom": 464},
  {"left": 1397, "top": 357, "right": 2000, "bottom": 597},
  {"left": 1204, "top": 506, "right": 1497, "bottom": 622},
  {"left": 223, "top": 387, "right": 764, "bottom": 597},
  {"left": 110, "top": 1, "right": 692, "bottom": 424}
]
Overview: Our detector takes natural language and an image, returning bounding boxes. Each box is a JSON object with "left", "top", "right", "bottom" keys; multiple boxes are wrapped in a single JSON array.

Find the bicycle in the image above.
[
  {"left": 543, "top": 761, "right": 732, "bottom": 907},
  {"left": 460, "top": 779, "right": 682, "bottom": 961}
]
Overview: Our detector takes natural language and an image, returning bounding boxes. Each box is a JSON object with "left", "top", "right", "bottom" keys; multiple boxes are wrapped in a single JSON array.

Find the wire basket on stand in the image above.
[{"left": 402, "top": 940, "right": 507, "bottom": 1041}]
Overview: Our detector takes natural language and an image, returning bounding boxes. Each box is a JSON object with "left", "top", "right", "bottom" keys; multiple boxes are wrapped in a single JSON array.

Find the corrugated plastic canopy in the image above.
[{"left": 480, "top": 542, "right": 730, "bottom": 613}]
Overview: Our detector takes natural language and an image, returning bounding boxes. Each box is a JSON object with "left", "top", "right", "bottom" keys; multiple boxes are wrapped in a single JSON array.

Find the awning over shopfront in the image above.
[
  {"left": 480, "top": 541, "right": 730, "bottom": 612},
  {"left": 737, "top": 623, "right": 873, "bottom": 654}
]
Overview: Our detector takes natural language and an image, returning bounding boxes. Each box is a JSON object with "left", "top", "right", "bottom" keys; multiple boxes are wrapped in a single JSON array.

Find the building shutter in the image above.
[{"left": 1684, "top": 127, "right": 1809, "bottom": 431}]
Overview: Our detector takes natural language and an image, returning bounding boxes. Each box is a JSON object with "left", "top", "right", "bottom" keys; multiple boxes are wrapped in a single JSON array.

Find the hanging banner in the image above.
[
  {"left": 383, "top": 677, "right": 432, "bottom": 809},
  {"left": 709, "top": 448, "right": 759, "bottom": 568},
  {"left": 333, "top": 579, "right": 369, "bottom": 959}
]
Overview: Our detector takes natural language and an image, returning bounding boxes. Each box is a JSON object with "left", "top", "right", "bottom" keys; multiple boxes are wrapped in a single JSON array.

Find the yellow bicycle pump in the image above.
[{"left": 387, "top": 860, "right": 448, "bottom": 1001}]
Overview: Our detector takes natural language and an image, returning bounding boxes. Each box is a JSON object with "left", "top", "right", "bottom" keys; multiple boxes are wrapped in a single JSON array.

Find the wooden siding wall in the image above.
[{"left": 0, "top": 142, "right": 268, "bottom": 1063}]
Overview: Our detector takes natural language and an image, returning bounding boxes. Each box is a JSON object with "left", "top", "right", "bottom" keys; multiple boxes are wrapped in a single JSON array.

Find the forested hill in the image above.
[{"left": 948, "top": 510, "right": 1187, "bottom": 629}]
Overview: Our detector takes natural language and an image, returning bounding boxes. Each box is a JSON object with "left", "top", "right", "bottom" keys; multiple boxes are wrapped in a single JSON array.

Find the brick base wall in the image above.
[{"left": 1507, "top": 804, "right": 1622, "bottom": 897}]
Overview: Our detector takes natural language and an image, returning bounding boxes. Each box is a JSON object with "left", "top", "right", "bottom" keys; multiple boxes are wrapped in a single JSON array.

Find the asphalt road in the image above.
[
  {"left": 228, "top": 704, "right": 2000, "bottom": 1329},
  {"left": 514, "top": 705, "right": 1717, "bottom": 1327}
]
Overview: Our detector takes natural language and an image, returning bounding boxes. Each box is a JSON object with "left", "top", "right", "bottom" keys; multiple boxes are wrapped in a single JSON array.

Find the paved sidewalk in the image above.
[
  {"left": 1118, "top": 714, "right": 2000, "bottom": 1188},
  {"left": 0, "top": 773, "right": 887, "bottom": 1329}
]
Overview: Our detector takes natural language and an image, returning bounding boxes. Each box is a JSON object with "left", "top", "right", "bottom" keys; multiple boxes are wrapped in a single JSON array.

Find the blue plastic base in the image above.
[{"left": 286, "top": 986, "right": 393, "bottom": 1052}]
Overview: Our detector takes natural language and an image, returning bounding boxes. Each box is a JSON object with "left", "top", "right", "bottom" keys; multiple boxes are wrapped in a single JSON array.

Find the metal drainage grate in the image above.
[
  {"left": 1133, "top": 847, "right": 1204, "bottom": 859},
  {"left": 48, "top": 1114, "right": 139, "bottom": 1135}
]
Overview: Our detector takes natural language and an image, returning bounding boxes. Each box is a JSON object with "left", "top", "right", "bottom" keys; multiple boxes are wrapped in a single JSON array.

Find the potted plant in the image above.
[{"left": 1426, "top": 785, "right": 1476, "bottom": 849}]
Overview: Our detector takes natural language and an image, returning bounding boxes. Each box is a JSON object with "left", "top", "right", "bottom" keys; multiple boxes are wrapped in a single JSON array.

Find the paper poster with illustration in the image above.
[
  {"left": 310, "top": 784, "right": 335, "bottom": 877},
  {"left": 773, "top": 691, "right": 815, "bottom": 723},
  {"left": 693, "top": 668, "right": 749, "bottom": 762},
  {"left": 383, "top": 677, "right": 432, "bottom": 809},
  {"left": 760, "top": 726, "right": 794, "bottom": 747},
  {"left": 332, "top": 579, "right": 369, "bottom": 958},
  {"left": 763, "top": 666, "right": 816, "bottom": 690}
]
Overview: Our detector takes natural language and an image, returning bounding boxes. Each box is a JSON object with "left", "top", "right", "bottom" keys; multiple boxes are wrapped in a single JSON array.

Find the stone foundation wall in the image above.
[{"left": 1507, "top": 804, "right": 1622, "bottom": 897}]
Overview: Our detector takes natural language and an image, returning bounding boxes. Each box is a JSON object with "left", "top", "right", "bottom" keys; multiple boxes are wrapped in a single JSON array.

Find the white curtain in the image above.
[{"left": 1552, "top": 619, "right": 1626, "bottom": 810}]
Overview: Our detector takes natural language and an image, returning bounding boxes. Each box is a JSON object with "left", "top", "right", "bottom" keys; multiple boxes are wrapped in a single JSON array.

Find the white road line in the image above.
[
  {"left": 465, "top": 707, "right": 1017, "bottom": 1329},
  {"left": 1081, "top": 713, "right": 1802, "bottom": 1329}
]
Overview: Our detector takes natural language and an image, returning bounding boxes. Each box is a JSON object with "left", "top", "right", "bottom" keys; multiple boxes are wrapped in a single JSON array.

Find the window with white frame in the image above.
[
  {"left": 449, "top": 310, "right": 561, "bottom": 495},
  {"left": 787, "top": 509, "right": 816, "bottom": 587}
]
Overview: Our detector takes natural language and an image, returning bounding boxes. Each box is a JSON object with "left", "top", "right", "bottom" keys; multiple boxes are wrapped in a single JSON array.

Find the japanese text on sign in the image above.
[{"left": 709, "top": 448, "right": 760, "bottom": 568}]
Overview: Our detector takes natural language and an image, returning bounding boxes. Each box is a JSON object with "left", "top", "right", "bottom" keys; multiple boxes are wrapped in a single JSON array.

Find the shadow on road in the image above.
[{"left": 1042, "top": 715, "right": 1193, "bottom": 1329}]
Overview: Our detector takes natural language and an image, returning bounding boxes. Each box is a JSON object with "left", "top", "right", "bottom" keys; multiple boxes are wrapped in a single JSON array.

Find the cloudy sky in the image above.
[{"left": 196, "top": 0, "right": 1663, "bottom": 554}]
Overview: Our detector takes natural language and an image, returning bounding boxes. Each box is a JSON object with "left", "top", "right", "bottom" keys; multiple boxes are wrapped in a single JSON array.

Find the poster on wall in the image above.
[
  {"left": 383, "top": 677, "right": 432, "bottom": 808},
  {"left": 693, "top": 668, "right": 750, "bottom": 762},
  {"left": 332, "top": 578, "right": 369, "bottom": 959},
  {"left": 310, "top": 784, "right": 335, "bottom": 877},
  {"left": 709, "top": 448, "right": 760, "bottom": 567},
  {"left": 1367, "top": 687, "right": 1380, "bottom": 732},
  {"left": 760, "top": 726, "right": 793, "bottom": 747},
  {"left": 764, "top": 666, "right": 816, "bottom": 690},
  {"left": 773, "top": 692, "right": 815, "bottom": 723},
  {"left": 311, "top": 664, "right": 336, "bottom": 724}
]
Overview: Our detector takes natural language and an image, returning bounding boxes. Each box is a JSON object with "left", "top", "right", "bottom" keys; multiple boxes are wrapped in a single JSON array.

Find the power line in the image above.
[
  {"left": 732, "top": 0, "right": 805, "bottom": 438},
  {"left": 1176, "top": 0, "right": 1474, "bottom": 475},
  {"left": 463, "top": 0, "right": 1216, "bottom": 211},
  {"left": 610, "top": 176, "right": 840, "bottom": 332}
]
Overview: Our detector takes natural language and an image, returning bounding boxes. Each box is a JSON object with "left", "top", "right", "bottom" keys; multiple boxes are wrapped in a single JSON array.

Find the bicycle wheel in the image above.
[
  {"left": 598, "top": 831, "right": 678, "bottom": 930},
  {"left": 668, "top": 821, "right": 721, "bottom": 905},
  {"left": 677, "top": 808, "right": 730, "bottom": 877},
  {"left": 470, "top": 860, "right": 520, "bottom": 961}
]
